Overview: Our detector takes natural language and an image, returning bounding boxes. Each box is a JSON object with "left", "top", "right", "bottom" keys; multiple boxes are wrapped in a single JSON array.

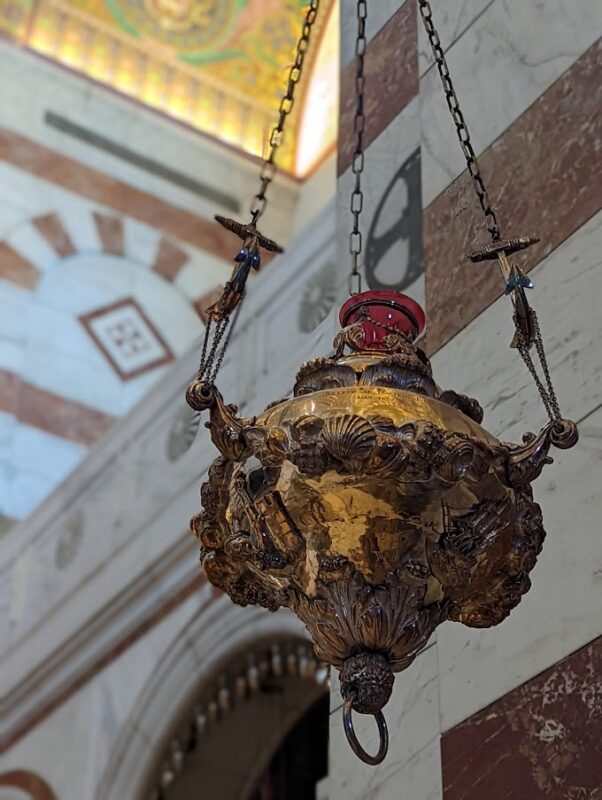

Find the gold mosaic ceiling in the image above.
[{"left": 1, "top": 0, "right": 338, "bottom": 176}]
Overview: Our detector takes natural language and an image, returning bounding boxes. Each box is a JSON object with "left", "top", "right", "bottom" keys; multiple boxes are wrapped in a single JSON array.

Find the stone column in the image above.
[{"left": 329, "top": 2, "right": 602, "bottom": 798}]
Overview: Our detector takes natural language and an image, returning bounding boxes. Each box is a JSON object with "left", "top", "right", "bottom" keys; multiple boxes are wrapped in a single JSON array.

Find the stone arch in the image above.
[
  {"left": 0, "top": 206, "right": 226, "bottom": 317},
  {"left": 96, "top": 599, "right": 324, "bottom": 800},
  {"left": 148, "top": 638, "right": 328, "bottom": 798},
  {"left": 0, "top": 770, "right": 57, "bottom": 800},
  {"left": 0, "top": 203, "right": 227, "bottom": 522}
]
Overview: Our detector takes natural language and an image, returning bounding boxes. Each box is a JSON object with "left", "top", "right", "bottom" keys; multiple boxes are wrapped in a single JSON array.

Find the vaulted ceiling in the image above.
[{"left": 1, "top": 0, "right": 338, "bottom": 176}]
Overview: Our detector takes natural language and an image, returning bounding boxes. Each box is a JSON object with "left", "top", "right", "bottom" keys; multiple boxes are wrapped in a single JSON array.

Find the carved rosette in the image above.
[{"left": 506, "top": 418, "right": 579, "bottom": 485}]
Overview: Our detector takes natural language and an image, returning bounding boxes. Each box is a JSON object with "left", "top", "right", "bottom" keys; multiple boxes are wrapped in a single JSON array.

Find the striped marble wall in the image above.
[
  {"left": 336, "top": 0, "right": 423, "bottom": 305},
  {"left": 0, "top": 40, "right": 302, "bottom": 527},
  {"left": 0, "top": 152, "right": 226, "bottom": 524},
  {"left": 330, "top": 2, "right": 601, "bottom": 798}
]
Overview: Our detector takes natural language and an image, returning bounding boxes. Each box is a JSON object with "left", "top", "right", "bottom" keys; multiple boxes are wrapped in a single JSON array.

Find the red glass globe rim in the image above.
[{"left": 339, "top": 290, "right": 426, "bottom": 338}]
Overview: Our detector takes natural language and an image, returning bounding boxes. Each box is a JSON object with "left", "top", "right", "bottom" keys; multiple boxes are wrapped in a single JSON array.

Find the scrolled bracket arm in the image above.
[
  {"left": 186, "top": 378, "right": 216, "bottom": 412},
  {"left": 506, "top": 418, "right": 578, "bottom": 486},
  {"left": 186, "top": 379, "right": 254, "bottom": 462},
  {"left": 548, "top": 418, "right": 579, "bottom": 449}
]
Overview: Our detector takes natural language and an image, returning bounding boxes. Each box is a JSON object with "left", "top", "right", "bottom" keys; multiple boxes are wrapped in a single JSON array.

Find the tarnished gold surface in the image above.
[
  {"left": 187, "top": 318, "right": 578, "bottom": 732},
  {"left": 258, "top": 387, "right": 499, "bottom": 445},
  {"left": 275, "top": 466, "right": 512, "bottom": 596}
]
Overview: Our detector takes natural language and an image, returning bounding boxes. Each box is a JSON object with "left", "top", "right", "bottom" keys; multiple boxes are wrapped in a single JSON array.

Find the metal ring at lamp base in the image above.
[{"left": 343, "top": 697, "right": 389, "bottom": 765}]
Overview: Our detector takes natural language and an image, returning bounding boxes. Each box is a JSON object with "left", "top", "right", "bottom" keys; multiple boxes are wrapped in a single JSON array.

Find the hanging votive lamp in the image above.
[
  {"left": 186, "top": 291, "right": 577, "bottom": 764},
  {"left": 184, "top": 0, "right": 579, "bottom": 767}
]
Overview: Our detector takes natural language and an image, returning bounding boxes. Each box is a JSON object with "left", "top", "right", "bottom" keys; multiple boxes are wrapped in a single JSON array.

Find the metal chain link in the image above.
[
  {"left": 249, "top": 0, "right": 320, "bottom": 225},
  {"left": 349, "top": 0, "right": 367, "bottom": 295},
  {"left": 208, "top": 301, "right": 244, "bottom": 385},
  {"left": 418, "top": 1, "right": 569, "bottom": 424},
  {"left": 197, "top": 314, "right": 227, "bottom": 381},
  {"left": 197, "top": 300, "right": 244, "bottom": 386},
  {"left": 514, "top": 311, "right": 562, "bottom": 422},
  {"left": 418, "top": 0, "right": 501, "bottom": 242},
  {"left": 197, "top": 1, "right": 321, "bottom": 388}
]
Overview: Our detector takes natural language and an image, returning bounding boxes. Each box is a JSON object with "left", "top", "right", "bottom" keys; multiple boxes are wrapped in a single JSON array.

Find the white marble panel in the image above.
[
  {"left": 0, "top": 789, "right": 31, "bottom": 800},
  {"left": 119, "top": 364, "right": 172, "bottom": 414},
  {"left": 0, "top": 462, "right": 56, "bottom": 519},
  {"left": 0, "top": 201, "right": 29, "bottom": 238},
  {"left": 0, "top": 458, "right": 16, "bottom": 516},
  {"left": 420, "top": 0, "right": 602, "bottom": 205},
  {"left": 337, "top": 97, "right": 424, "bottom": 305},
  {"left": 417, "top": 0, "right": 493, "bottom": 75},
  {"left": 0, "top": 280, "right": 29, "bottom": 350},
  {"left": 0, "top": 410, "right": 14, "bottom": 444},
  {"left": 123, "top": 217, "right": 160, "bottom": 267},
  {"left": 172, "top": 253, "right": 227, "bottom": 300},
  {"left": 431, "top": 211, "right": 602, "bottom": 445},
  {"left": 0, "top": 163, "right": 50, "bottom": 220},
  {"left": 329, "top": 642, "right": 439, "bottom": 800},
  {"left": 36, "top": 261, "right": 115, "bottom": 317},
  {"left": 59, "top": 201, "right": 103, "bottom": 255},
  {"left": 0, "top": 338, "right": 25, "bottom": 375},
  {"left": 61, "top": 253, "right": 135, "bottom": 298},
  {"left": 429, "top": 213, "right": 602, "bottom": 730},
  {"left": 21, "top": 338, "right": 124, "bottom": 417},
  {"left": 25, "top": 298, "right": 107, "bottom": 368},
  {"left": 131, "top": 284, "right": 202, "bottom": 359},
  {"left": 370, "top": 737, "right": 442, "bottom": 800},
  {"left": 340, "top": 0, "right": 402, "bottom": 68},
  {"left": 11, "top": 422, "right": 86, "bottom": 480}
]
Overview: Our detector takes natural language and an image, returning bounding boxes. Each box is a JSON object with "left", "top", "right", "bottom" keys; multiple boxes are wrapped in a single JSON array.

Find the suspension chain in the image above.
[
  {"left": 197, "top": 1, "right": 321, "bottom": 389},
  {"left": 250, "top": 0, "right": 320, "bottom": 226},
  {"left": 349, "top": 0, "right": 367, "bottom": 295},
  {"left": 197, "top": 315, "right": 228, "bottom": 381},
  {"left": 514, "top": 311, "right": 562, "bottom": 422},
  {"left": 418, "top": 0, "right": 573, "bottom": 424},
  {"left": 418, "top": 0, "right": 500, "bottom": 242}
]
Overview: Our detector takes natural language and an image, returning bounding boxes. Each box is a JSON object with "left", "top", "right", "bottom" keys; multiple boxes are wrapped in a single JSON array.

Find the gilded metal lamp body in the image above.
[{"left": 187, "top": 291, "right": 576, "bottom": 760}]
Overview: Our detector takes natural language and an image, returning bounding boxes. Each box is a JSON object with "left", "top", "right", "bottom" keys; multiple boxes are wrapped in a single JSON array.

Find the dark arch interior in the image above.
[
  {"left": 164, "top": 668, "right": 329, "bottom": 800},
  {"left": 249, "top": 693, "right": 329, "bottom": 800}
]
